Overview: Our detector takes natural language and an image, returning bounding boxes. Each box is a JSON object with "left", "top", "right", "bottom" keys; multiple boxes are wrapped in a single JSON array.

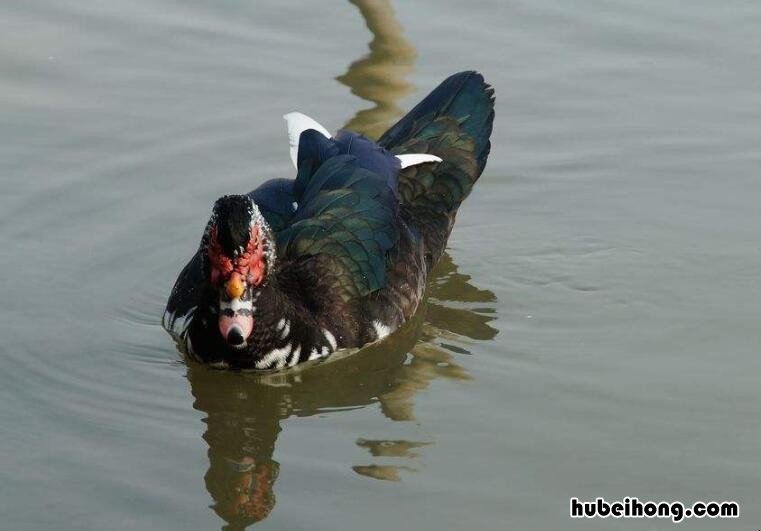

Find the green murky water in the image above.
[{"left": 2, "top": 1, "right": 760, "bottom": 529}]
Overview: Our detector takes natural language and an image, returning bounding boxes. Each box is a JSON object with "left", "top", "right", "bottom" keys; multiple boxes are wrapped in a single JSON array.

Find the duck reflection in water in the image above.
[
  {"left": 336, "top": 0, "right": 416, "bottom": 139},
  {"left": 188, "top": 253, "right": 497, "bottom": 527},
  {"left": 186, "top": 0, "right": 497, "bottom": 527}
]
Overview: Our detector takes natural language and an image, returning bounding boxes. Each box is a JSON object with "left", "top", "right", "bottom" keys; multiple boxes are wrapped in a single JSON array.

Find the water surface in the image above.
[{"left": 1, "top": 1, "right": 760, "bottom": 529}]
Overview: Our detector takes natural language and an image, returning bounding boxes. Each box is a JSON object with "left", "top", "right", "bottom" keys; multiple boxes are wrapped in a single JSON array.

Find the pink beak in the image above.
[{"left": 219, "top": 313, "right": 254, "bottom": 346}]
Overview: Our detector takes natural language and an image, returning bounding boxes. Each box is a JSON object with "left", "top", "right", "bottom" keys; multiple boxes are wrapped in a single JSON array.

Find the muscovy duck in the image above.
[{"left": 163, "top": 71, "right": 494, "bottom": 370}]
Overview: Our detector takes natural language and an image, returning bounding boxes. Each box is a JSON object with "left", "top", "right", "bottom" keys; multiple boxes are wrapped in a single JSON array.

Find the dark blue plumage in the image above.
[
  {"left": 380, "top": 70, "right": 494, "bottom": 168},
  {"left": 295, "top": 129, "right": 400, "bottom": 192},
  {"left": 163, "top": 71, "right": 495, "bottom": 370},
  {"left": 280, "top": 154, "right": 400, "bottom": 297},
  {"left": 334, "top": 130, "right": 401, "bottom": 184},
  {"left": 247, "top": 178, "right": 297, "bottom": 232}
]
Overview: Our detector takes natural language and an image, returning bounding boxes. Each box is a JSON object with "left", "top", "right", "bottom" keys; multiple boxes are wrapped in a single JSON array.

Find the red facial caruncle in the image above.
[
  {"left": 207, "top": 225, "right": 266, "bottom": 296},
  {"left": 207, "top": 224, "right": 266, "bottom": 347}
]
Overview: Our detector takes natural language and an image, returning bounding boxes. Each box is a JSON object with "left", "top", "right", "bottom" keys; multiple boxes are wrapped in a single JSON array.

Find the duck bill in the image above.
[{"left": 219, "top": 296, "right": 254, "bottom": 348}]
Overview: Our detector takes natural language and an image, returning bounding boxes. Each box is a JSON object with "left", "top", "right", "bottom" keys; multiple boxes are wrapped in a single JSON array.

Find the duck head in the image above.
[{"left": 202, "top": 195, "right": 275, "bottom": 349}]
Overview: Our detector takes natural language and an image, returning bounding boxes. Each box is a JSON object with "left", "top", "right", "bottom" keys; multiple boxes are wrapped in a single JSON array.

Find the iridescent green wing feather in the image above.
[
  {"left": 276, "top": 155, "right": 399, "bottom": 302},
  {"left": 378, "top": 71, "right": 495, "bottom": 265}
]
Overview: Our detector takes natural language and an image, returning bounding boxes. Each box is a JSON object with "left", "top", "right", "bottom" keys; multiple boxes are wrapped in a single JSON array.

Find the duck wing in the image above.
[
  {"left": 163, "top": 251, "right": 204, "bottom": 346},
  {"left": 276, "top": 153, "right": 400, "bottom": 304},
  {"left": 378, "top": 71, "right": 495, "bottom": 267}
]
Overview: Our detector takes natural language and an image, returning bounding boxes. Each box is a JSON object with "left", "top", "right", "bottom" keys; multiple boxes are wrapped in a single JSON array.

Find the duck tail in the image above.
[{"left": 378, "top": 71, "right": 495, "bottom": 267}]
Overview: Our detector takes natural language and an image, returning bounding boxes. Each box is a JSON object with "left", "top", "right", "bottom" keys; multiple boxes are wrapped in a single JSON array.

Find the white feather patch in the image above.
[
  {"left": 163, "top": 306, "right": 197, "bottom": 340},
  {"left": 283, "top": 112, "right": 331, "bottom": 168},
  {"left": 308, "top": 347, "right": 325, "bottom": 361},
  {"left": 161, "top": 310, "right": 175, "bottom": 334},
  {"left": 275, "top": 355, "right": 288, "bottom": 371},
  {"left": 373, "top": 320, "right": 392, "bottom": 340},
  {"left": 288, "top": 345, "right": 302, "bottom": 367},
  {"left": 323, "top": 329, "right": 337, "bottom": 351},
  {"left": 220, "top": 298, "right": 252, "bottom": 313},
  {"left": 396, "top": 154, "right": 442, "bottom": 169},
  {"left": 256, "top": 343, "right": 292, "bottom": 370}
]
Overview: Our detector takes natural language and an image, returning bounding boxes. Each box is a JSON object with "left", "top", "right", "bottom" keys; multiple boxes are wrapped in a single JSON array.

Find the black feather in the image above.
[{"left": 213, "top": 195, "right": 253, "bottom": 255}]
